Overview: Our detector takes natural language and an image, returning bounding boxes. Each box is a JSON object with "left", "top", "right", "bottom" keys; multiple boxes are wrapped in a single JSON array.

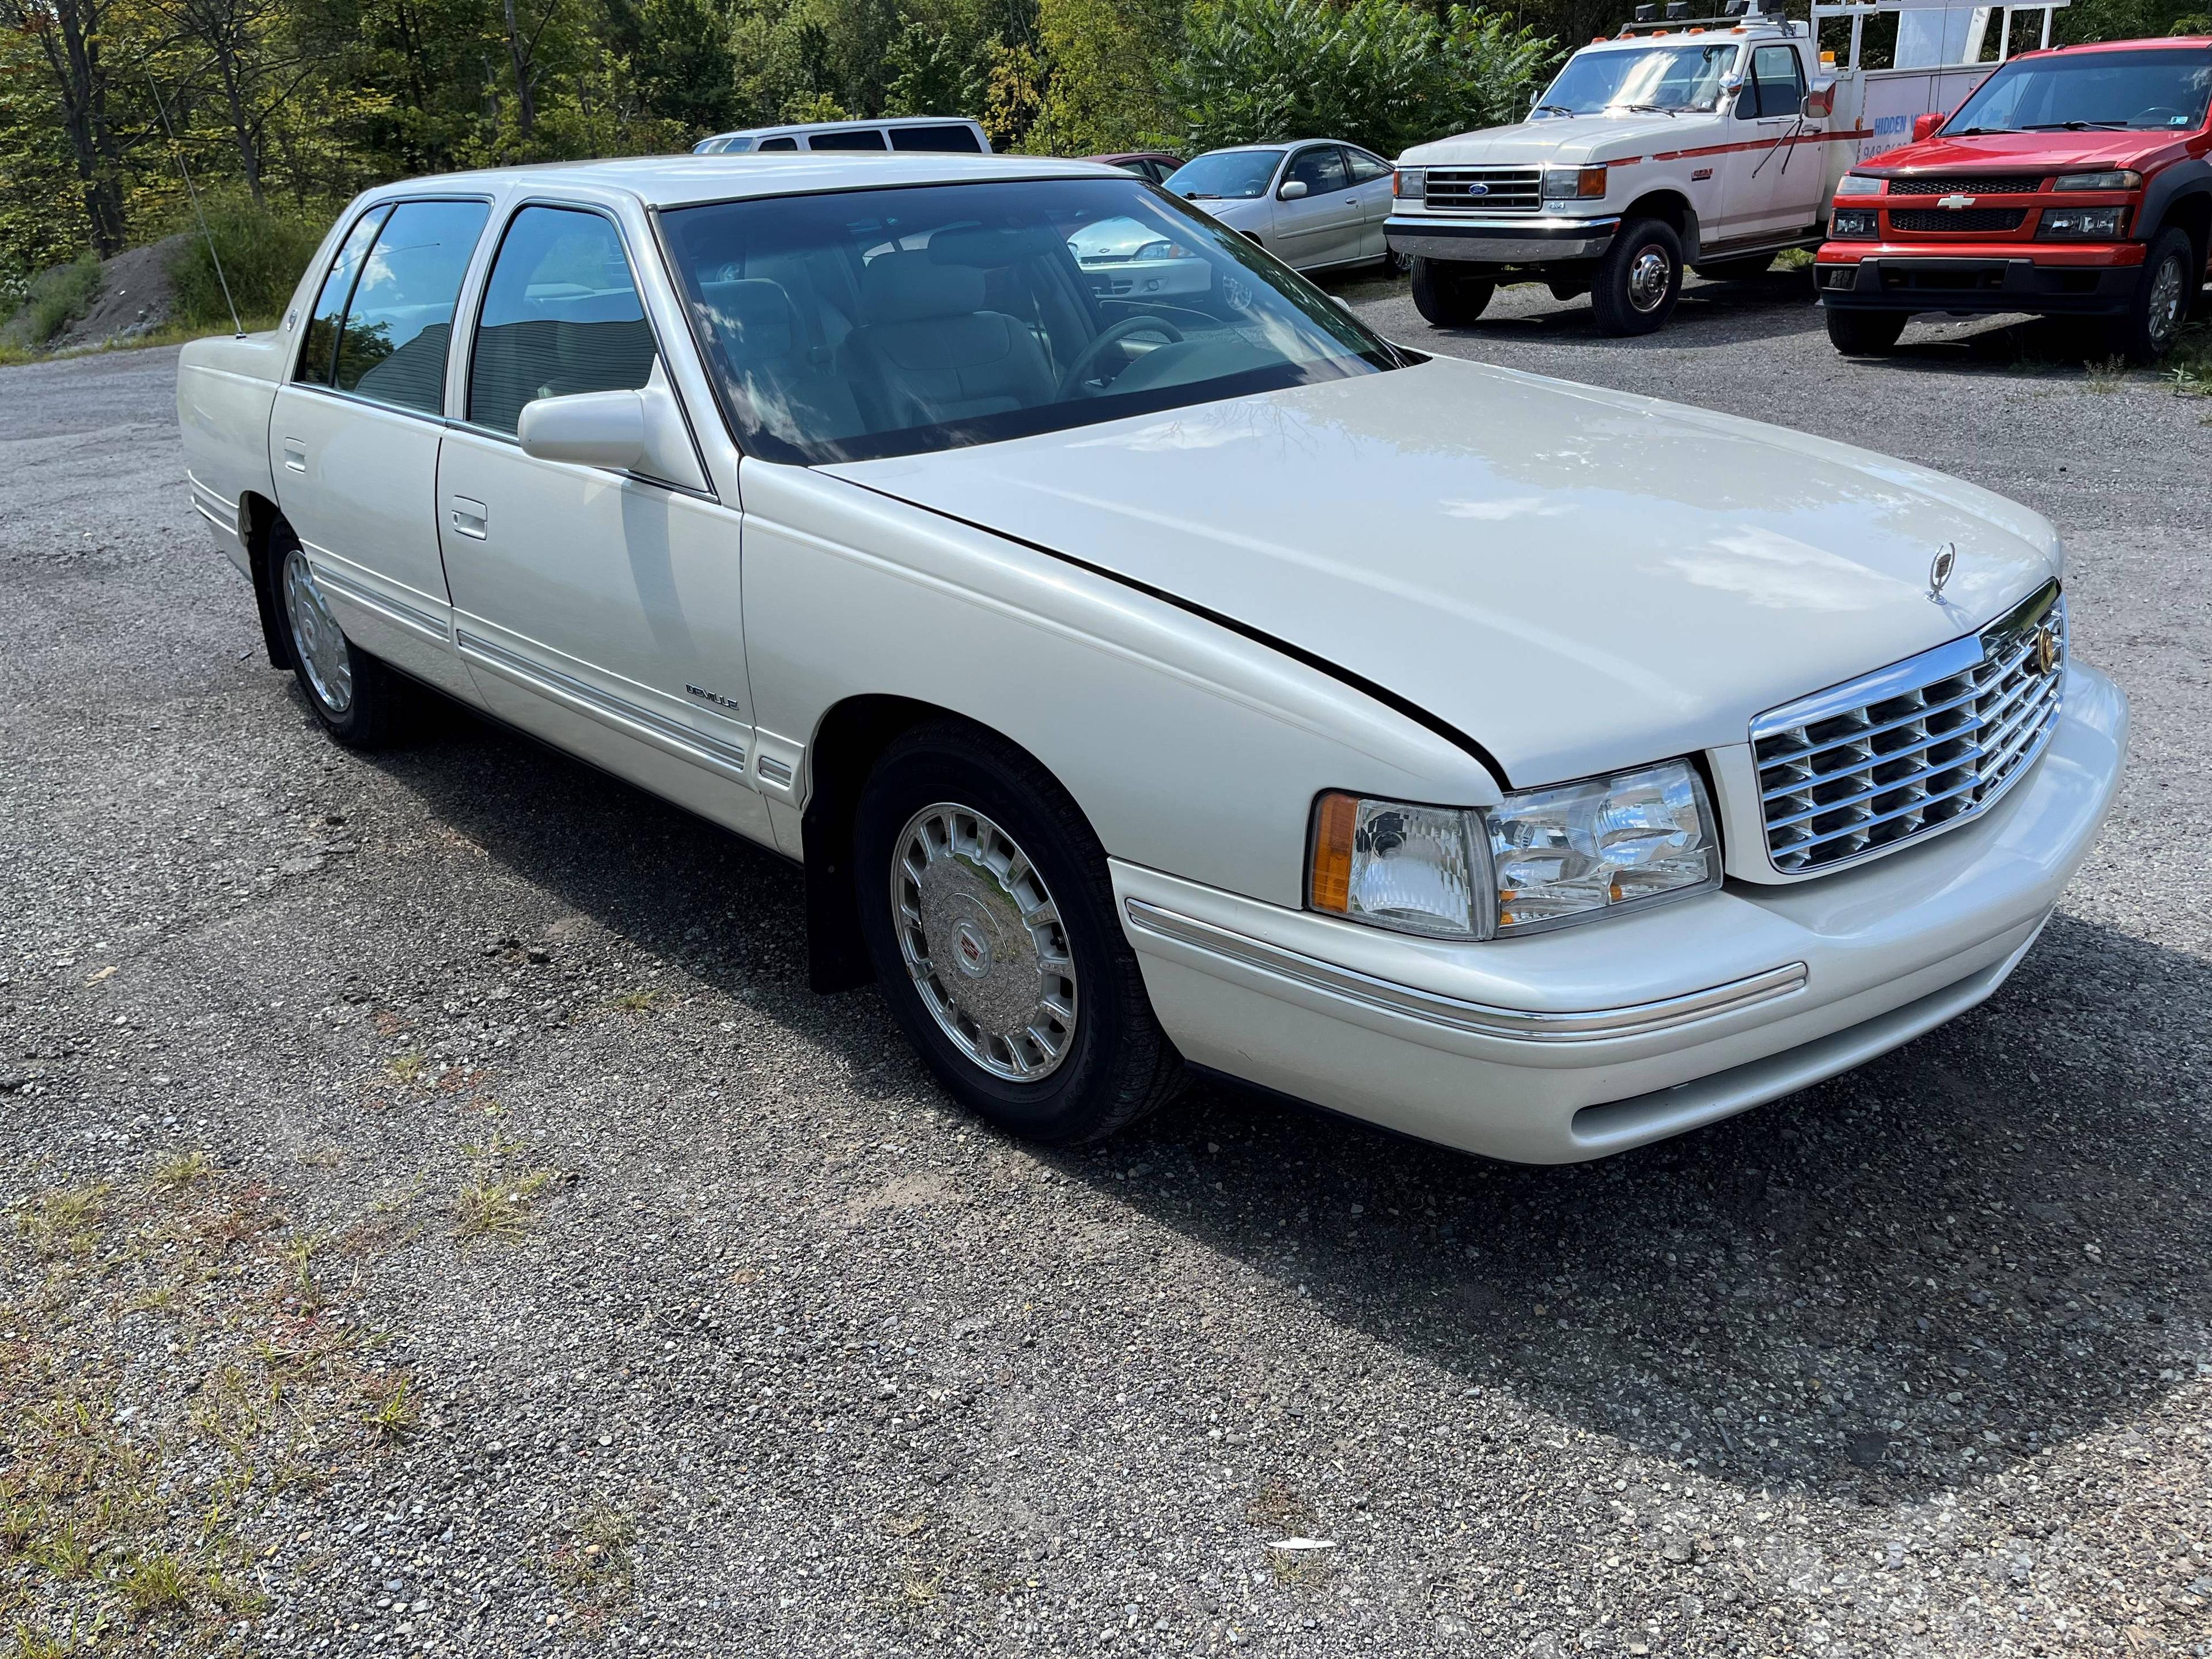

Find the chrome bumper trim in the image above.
[
  {"left": 1122, "top": 899, "right": 1807, "bottom": 1044},
  {"left": 1385, "top": 215, "right": 1619, "bottom": 263}
]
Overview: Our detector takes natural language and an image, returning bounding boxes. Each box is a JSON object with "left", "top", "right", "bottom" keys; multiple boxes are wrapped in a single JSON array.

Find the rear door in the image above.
[
  {"left": 1271, "top": 145, "right": 1361, "bottom": 267},
  {"left": 268, "top": 196, "right": 490, "bottom": 702},
  {"left": 1344, "top": 147, "right": 1396, "bottom": 259}
]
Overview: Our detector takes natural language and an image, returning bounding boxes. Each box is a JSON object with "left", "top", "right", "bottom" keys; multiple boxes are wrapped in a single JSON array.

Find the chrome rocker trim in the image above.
[{"left": 1122, "top": 898, "right": 1807, "bottom": 1044}]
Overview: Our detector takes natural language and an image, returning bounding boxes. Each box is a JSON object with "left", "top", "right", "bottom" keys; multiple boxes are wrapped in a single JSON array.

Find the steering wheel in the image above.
[{"left": 1058, "top": 315, "right": 1184, "bottom": 396}]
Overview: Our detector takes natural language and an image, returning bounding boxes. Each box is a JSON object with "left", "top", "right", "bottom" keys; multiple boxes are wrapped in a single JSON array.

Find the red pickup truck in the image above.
[{"left": 1813, "top": 37, "right": 2212, "bottom": 361}]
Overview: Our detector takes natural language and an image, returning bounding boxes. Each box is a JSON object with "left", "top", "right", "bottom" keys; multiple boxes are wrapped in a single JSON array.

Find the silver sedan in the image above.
[{"left": 1164, "top": 141, "right": 1399, "bottom": 272}]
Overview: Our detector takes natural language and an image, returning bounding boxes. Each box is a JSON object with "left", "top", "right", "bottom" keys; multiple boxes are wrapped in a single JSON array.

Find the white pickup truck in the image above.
[{"left": 1388, "top": 0, "right": 2066, "bottom": 333}]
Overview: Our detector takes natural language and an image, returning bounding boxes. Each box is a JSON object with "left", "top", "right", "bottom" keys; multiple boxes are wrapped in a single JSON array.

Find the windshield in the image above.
[
  {"left": 661, "top": 176, "right": 1404, "bottom": 465},
  {"left": 1165, "top": 150, "right": 1283, "bottom": 199},
  {"left": 1943, "top": 46, "right": 2212, "bottom": 133},
  {"left": 1535, "top": 43, "right": 1738, "bottom": 115}
]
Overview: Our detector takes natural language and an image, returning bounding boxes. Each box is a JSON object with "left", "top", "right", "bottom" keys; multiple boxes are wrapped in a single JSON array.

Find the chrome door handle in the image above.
[
  {"left": 282, "top": 438, "right": 307, "bottom": 473},
  {"left": 448, "top": 495, "right": 488, "bottom": 540}
]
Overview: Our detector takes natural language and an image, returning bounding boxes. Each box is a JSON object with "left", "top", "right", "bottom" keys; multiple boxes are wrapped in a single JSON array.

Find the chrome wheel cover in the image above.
[
  {"left": 1627, "top": 245, "right": 1673, "bottom": 313},
  {"left": 2147, "top": 253, "right": 2186, "bottom": 349},
  {"left": 891, "top": 802, "right": 1078, "bottom": 1082},
  {"left": 281, "top": 547, "right": 353, "bottom": 715}
]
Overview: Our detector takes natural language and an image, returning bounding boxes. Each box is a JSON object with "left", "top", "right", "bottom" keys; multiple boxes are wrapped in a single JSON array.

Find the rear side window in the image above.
[
  {"left": 332, "top": 200, "right": 490, "bottom": 414},
  {"left": 809, "top": 127, "right": 889, "bottom": 150},
  {"left": 468, "top": 206, "right": 658, "bottom": 435},
  {"left": 297, "top": 207, "right": 389, "bottom": 385},
  {"left": 889, "top": 123, "right": 983, "bottom": 153},
  {"left": 758, "top": 136, "right": 798, "bottom": 151},
  {"left": 1347, "top": 150, "right": 1392, "bottom": 184}
]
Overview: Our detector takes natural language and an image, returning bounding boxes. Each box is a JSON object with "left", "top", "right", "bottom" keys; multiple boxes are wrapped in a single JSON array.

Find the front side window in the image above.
[
  {"left": 332, "top": 199, "right": 490, "bottom": 414},
  {"left": 297, "top": 207, "right": 389, "bottom": 385},
  {"left": 1283, "top": 146, "right": 1350, "bottom": 197},
  {"left": 1165, "top": 150, "right": 1284, "bottom": 200},
  {"left": 661, "top": 175, "right": 1407, "bottom": 465},
  {"left": 1741, "top": 46, "right": 1805, "bottom": 120},
  {"left": 468, "top": 206, "right": 657, "bottom": 436},
  {"left": 1944, "top": 46, "right": 2212, "bottom": 134},
  {"left": 1537, "top": 44, "right": 1738, "bottom": 115},
  {"left": 810, "top": 127, "right": 889, "bottom": 150},
  {"left": 891, "top": 123, "right": 984, "bottom": 153}
]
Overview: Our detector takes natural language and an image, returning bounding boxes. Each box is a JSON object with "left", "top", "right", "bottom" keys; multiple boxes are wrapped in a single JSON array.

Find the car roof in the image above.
[
  {"left": 359, "top": 153, "right": 1120, "bottom": 211},
  {"left": 2012, "top": 33, "right": 2212, "bottom": 55},
  {"left": 705, "top": 115, "right": 987, "bottom": 138}
]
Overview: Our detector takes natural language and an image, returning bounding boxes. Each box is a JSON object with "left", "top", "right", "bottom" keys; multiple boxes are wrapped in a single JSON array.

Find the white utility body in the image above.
[{"left": 1387, "top": 0, "right": 2067, "bottom": 333}]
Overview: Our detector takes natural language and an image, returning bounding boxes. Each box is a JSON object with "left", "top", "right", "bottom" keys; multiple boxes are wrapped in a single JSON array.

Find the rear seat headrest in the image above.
[{"left": 859, "top": 253, "right": 986, "bottom": 325}]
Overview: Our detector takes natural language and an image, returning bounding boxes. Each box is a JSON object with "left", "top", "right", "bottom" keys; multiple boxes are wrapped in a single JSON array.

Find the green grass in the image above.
[{"left": 0, "top": 255, "right": 103, "bottom": 351}]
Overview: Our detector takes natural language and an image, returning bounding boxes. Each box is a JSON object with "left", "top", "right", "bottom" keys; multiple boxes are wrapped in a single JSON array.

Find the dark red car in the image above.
[
  {"left": 1085, "top": 151, "right": 1184, "bottom": 186},
  {"left": 1814, "top": 36, "right": 2212, "bottom": 361}
]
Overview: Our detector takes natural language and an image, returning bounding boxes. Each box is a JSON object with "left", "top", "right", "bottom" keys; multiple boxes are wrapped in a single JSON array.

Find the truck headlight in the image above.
[
  {"left": 2051, "top": 169, "right": 2139, "bottom": 192},
  {"left": 2038, "top": 204, "right": 2127, "bottom": 239},
  {"left": 1307, "top": 760, "right": 1721, "bottom": 942},
  {"left": 1830, "top": 207, "right": 1879, "bottom": 239},
  {"left": 1834, "top": 173, "right": 1885, "bottom": 196},
  {"left": 1394, "top": 167, "right": 1425, "bottom": 200},
  {"left": 1542, "top": 165, "right": 1608, "bottom": 201}
]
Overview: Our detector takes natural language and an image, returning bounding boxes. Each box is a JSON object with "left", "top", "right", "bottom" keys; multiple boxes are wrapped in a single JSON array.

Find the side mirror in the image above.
[
  {"left": 517, "top": 379, "right": 706, "bottom": 491},
  {"left": 1278, "top": 179, "right": 1309, "bottom": 200},
  {"left": 1912, "top": 111, "right": 1945, "bottom": 142},
  {"left": 1801, "top": 85, "right": 1835, "bottom": 119}
]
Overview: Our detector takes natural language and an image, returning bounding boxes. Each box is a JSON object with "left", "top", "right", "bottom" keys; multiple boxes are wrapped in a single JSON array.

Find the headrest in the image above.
[
  {"left": 927, "top": 225, "right": 1057, "bottom": 267},
  {"left": 860, "top": 253, "right": 986, "bottom": 325},
  {"left": 699, "top": 278, "right": 797, "bottom": 359}
]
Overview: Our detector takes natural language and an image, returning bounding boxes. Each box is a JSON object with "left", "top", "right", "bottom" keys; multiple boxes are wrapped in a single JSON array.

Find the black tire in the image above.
[
  {"left": 1410, "top": 256, "right": 1495, "bottom": 327},
  {"left": 1378, "top": 245, "right": 1408, "bottom": 277},
  {"left": 1824, "top": 308, "right": 1909, "bottom": 357},
  {"left": 1590, "top": 218, "right": 1683, "bottom": 335},
  {"left": 853, "top": 721, "right": 1184, "bottom": 1145},
  {"left": 2104, "top": 226, "right": 2194, "bottom": 364},
  {"left": 264, "top": 515, "right": 419, "bottom": 749},
  {"left": 1692, "top": 251, "right": 1777, "bottom": 281}
]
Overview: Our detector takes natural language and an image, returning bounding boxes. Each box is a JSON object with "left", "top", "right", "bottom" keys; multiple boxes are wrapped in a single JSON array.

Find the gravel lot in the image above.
[{"left": 3, "top": 271, "right": 2209, "bottom": 1658}]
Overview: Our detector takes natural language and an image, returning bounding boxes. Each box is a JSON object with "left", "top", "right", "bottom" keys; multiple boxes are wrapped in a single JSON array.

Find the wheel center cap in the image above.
[{"left": 952, "top": 919, "right": 993, "bottom": 978}]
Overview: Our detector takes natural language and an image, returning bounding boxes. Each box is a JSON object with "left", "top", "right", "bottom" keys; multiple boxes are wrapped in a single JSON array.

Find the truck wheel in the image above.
[
  {"left": 1590, "top": 219, "right": 1683, "bottom": 335},
  {"left": 2105, "top": 228, "right": 2194, "bottom": 363},
  {"left": 1692, "top": 252, "right": 1776, "bottom": 281},
  {"left": 1410, "top": 257, "right": 1495, "bottom": 327},
  {"left": 1824, "top": 309, "right": 1908, "bottom": 356},
  {"left": 264, "top": 514, "right": 419, "bottom": 748},
  {"left": 852, "top": 719, "right": 1184, "bottom": 1146}
]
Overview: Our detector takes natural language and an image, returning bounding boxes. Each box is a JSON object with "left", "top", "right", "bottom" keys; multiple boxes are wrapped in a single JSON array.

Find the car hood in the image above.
[
  {"left": 1870, "top": 129, "right": 2185, "bottom": 173},
  {"left": 1403, "top": 114, "right": 1715, "bottom": 167},
  {"left": 824, "top": 356, "right": 2062, "bottom": 787}
]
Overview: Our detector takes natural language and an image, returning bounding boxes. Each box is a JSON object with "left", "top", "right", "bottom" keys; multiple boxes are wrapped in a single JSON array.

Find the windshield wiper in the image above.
[
  {"left": 1622, "top": 103, "right": 1681, "bottom": 116},
  {"left": 1533, "top": 104, "right": 1580, "bottom": 118},
  {"left": 2023, "top": 119, "right": 2129, "bottom": 130},
  {"left": 1948, "top": 126, "right": 2012, "bottom": 135}
]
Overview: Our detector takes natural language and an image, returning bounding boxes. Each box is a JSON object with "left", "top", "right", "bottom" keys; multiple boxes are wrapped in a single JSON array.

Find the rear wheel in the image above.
[
  {"left": 1410, "top": 256, "right": 1495, "bottom": 327},
  {"left": 853, "top": 721, "right": 1184, "bottom": 1145},
  {"left": 265, "top": 515, "right": 419, "bottom": 748},
  {"left": 2104, "top": 227, "right": 2193, "bottom": 363},
  {"left": 1824, "top": 308, "right": 1909, "bottom": 357},
  {"left": 1694, "top": 251, "right": 1777, "bottom": 281},
  {"left": 1590, "top": 218, "right": 1683, "bottom": 335}
]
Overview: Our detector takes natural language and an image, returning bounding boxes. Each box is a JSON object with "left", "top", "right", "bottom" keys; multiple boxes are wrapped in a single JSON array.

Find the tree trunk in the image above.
[
  {"left": 502, "top": 0, "right": 537, "bottom": 139},
  {"left": 18, "top": 0, "right": 128, "bottom": 255}
]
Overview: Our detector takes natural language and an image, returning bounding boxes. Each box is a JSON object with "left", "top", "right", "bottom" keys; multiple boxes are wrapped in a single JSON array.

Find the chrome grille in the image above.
[
  {"left": 1751, "top": 585, "right": 2066, "bottom": 874},
  {"left": 1888, "top": 175, "right": 2046, "bottom": 195},
  {"left": 1423, "top": 167, "right": 1543, "bottom": 213},
  {"left": 1888, "top": 207, "right": 2028, "bottom": 233}
]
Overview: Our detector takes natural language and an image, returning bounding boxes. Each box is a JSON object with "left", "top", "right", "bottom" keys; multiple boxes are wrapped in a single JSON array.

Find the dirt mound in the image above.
[{"left": 51, "top": 234, "right": 187, "bottom": 351}]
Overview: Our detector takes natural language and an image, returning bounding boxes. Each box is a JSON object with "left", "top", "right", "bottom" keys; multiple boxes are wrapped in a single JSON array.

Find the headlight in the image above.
[
  {"left": 1830, "top": 207, "right": 1879, "bottom": 240},
  {"left": 1306, "top": 760, "right": 1721, "bottom": 941},
  {"left": 1542, "top": 165, "right": 1608, "bottom": 201},
  {"left": 1834, "top": 173, "right": 1885, "bottom": 196},
  {"left": 2052, "top": 169, "right": 2139, "bottom": 191},
  {"left": 1394, "top": 167, "right": 1425, "bottom": 200},
  {"left": 2039, "top": 204, "right": 2127, "bottom": 239}
]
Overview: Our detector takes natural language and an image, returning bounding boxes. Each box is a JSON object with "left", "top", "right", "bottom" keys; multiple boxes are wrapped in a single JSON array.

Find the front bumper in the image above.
[
  {"left": 1115, "top": 664, "right": 2127, "bottom": 1164},
  {"left": 1815, "top": 240, "right": 2145, "bottom": 315},
  {"left": 1385, "top": 214, "right": 1619, "bottom": 264}
]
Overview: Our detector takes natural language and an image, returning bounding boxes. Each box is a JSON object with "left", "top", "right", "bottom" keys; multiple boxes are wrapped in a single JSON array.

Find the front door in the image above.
[
  {"left": 1270, "top": 145, "right": 1362, "bottom": 268},
  {"left": 1722, "top": 44, "right": 1816, "bottom": 244},
  {"left": 268, "top": 198, "right": 488, "bottom": 702},
  {"left": 434, "top": 202, "right": 770, "bottom": 840}
]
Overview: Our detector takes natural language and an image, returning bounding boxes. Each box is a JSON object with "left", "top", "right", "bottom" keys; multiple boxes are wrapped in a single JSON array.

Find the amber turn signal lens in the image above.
[{"left": 1309, "top": 791, "right": 1358, "bottom": 913}]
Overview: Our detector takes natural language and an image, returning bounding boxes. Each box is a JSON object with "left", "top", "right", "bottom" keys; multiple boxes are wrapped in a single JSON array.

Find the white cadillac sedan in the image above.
[{"left": 176, "top": 154, "right": 2125, "bottom": 1163}]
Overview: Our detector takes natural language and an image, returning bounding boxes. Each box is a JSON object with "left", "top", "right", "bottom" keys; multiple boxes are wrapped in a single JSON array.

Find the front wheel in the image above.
[
  {"left": 853, "top": 721, "right": 1184, "bottom": 1145},
  {"left": 1410, "top": 256, "right": 1495, "bottom": 327},
  {"left": 266, "top": 515, "right": 419, "bottom": 748},
  {"left": 1824, "top": 308, "right": 1909, "bottom": 357},
  {"left": 2104, "top": 227, "right": 2194, "bottom": 363},
  {"left": 1590, "top": 218, "right": 1683, "bottom": 335}
]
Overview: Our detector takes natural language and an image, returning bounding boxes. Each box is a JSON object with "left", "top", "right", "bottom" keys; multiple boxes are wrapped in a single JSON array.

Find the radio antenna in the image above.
[{"left": 146, "top": 74, "right": 243, "bottom": 338}]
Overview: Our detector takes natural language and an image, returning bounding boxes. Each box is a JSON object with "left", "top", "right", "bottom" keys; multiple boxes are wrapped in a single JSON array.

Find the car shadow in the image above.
[
  {"left": 1431, "top": 269, "right": 1832, "bottom": 350},
  {"left": 360, "top": 700, "right": 2209, "bottom": 1508}
]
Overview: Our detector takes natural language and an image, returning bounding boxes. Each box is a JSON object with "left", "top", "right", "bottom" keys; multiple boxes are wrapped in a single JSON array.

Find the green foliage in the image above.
[
  {"left": 885, "top": 19, "right": 990, "bottom": 115},
  {"left": 1028, "top": 0, "right": 1185, "bottom": 153},
  {"left": 1175, "top": 0, "right": 1555, "bottom": 160},
  {"left": 0, "top": 256, "right": 104, "bottom": 350},
  {"left": 2056, "top": 0, "right": 2212, "bottom": 41},
  {"left": 165, "top": 191, "right": 332, "bottom": 328}
]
